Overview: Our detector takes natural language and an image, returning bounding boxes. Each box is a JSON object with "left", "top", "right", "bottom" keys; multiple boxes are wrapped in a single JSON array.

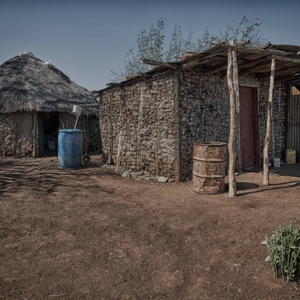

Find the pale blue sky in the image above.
[{"left": 1, "top": 0, "right": 299, "bottom": 91}]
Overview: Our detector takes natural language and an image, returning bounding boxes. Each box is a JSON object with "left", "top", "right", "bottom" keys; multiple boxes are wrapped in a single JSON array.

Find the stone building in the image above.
[
  {"left": 96, "top": 43, "right": 300, "bottom": 182},
  {"left": 0, "top": 52, "right": 99, "bottom": 157}
]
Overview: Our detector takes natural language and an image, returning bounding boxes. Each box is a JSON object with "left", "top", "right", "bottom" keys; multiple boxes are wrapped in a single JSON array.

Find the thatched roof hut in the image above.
[
  {"left": 0, "top": 51, "right": 97, "bottom": 115},
  {"left": 0, "top": 51, "right": 99, "bottom": 157}
]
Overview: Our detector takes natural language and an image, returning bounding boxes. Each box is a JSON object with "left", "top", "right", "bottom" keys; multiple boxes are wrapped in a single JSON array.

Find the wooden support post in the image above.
[
  {"left": 108, "top": 95, "right": 114, "bottom": 165},
  {"left": 263, "top": 57, "right": 276, "bottom": 185},
  {"left": 174, "top": 72, "right": 182, "bottom": 183},
  {"left": 32, "top": 112, "right": 38, "bottom": 158},
  {"left": 227, "top": 48, "right": 237, "bottom": 197},
  {"left": 232, "top": 44, "right": 242, "bottom": 172},
  {"left": 83, "top": 115, "right": 87, "bottom": 156}
]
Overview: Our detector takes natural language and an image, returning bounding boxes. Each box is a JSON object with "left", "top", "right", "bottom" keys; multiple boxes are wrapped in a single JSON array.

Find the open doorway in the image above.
[{"left": 44, "top": 112, "right": 60, "bottom": 156}]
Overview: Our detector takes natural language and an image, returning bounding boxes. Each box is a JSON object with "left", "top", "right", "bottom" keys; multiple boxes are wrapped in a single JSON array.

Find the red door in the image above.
[{"left": 239, "top": 86, "right": 260, "bottom": 168}]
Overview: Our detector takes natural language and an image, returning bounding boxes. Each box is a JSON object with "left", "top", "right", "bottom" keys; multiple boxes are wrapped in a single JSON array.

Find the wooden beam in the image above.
[
  {"left": 256, "top": 64, "right": 300, "bottom": 79},
  {"left": 263, "top": 57, "right": 276, "bottom": 185},
  {"left": 206, "top": 63, "right": 228, "bottom": 75},
  {"left": 259, "top": 42, "right": 272, "bottom": 49},
  {"left": 225, "top": 45, "right": 292, "bottom": 57},
  {"left": 182, "top": 59, "right": 211, "bottom": 69},
  {"left": 137, "top": 73, "right": 151, "bottom": 78},
  {"left": 142, "top": 58, "right": 178, "bottom": 69},
  {"left": 232, "top": 45, "right": 242, "bottom": 172},
  {"left": 106, "top": 83, "right": 120, "bottom": 87},
  {"left": 238, "top": 57, "right": 271, "bottom": 71},
  {"left": 181, "top": 49, "right": 227, "bottom": 64},
  {"left": 227, "top": 45, "right": 237, "bottom": 197},
  {"left": 232, "top": 49, "right": 240, "bottom": 113},
  {"left": 271, "top": 55, "right": 300, "bottom": 64},
  {"left": 237, "top": 40, "right": 250, "bottom": 47},
  {"left": 275, "top": 75, "right": 294, "bottom": 82},
  {"left": 174, "top": 73, "right": 182, "bottom": 183}
]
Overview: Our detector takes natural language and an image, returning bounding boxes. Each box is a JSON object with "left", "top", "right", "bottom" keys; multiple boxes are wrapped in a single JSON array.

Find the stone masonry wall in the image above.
[
  {"left": 100, "top": 74, "right": 177, "bottom": 178},
  {"left": 178, "top": 70, "right": 287, "bottom": 180},
  {"left": 258, "top": 80, "right": 286, "bottom": 160},
  {"left": 0, "top": 112, "right": 33, "bottom": 156},
  {"left": 100, "top": 69, "right": 287, "bottom": 181},
  {"left": 178, "top": 72, "right": 231, "bottom": 180}
]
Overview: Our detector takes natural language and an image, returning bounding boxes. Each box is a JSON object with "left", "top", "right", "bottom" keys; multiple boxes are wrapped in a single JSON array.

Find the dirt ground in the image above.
[{"left": 1, "top": 155, "right": 300, "bottom": 300}]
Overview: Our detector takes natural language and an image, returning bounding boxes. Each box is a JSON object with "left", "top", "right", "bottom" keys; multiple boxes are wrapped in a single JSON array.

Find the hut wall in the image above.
[
  {"left": 100, "top": 75, "right": 177, "bottom": 177},
  {"left": 0, "top": 112, "right": 33, "bottom": 156},
  {"left": 258, "top": 80, "right": 286, "bottom": 160},
  {"left": 178, "top": 72, "right": 231, "bottom": 180},
  {"left": 100, "top": 71, "right": 287, "bottom": 181},
  {"left": 0, "top": 111, "right": 101, "bottom": 157},
  {"left": 178, "top": 71, "right": 287, "bottom": 180}
]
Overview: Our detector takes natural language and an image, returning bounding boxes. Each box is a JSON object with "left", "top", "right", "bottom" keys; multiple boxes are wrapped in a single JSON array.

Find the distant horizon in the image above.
[{"left": 1, "top": 0, "right": 299, "bottom": 91}]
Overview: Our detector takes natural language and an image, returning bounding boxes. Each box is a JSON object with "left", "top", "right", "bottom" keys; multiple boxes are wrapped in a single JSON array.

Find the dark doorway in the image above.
[
  {"left": 44, "top": 112, "right": 60, "bottom": 156},
  {"left": 37, "top": 112, "right": 44, "bottom": 157},
  {"left": 239, "top": 86, "right": 260, "bottom": 168}
]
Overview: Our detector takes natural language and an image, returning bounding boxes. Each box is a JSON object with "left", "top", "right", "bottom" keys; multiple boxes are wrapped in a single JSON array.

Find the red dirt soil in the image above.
[{"left": 1, "top": 155, "right": 300, "bottom": 299}]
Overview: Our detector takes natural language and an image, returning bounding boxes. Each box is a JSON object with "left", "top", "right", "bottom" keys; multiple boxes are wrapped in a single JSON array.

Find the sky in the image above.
[{"left": 1, "top": 0, "right": 300, "bottom": 92}]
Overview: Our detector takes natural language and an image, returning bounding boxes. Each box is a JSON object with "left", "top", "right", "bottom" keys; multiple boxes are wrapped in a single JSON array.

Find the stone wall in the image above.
[
  {"left": 100, "top": 70, "right": 288, "bottom": 181},
  {"left": 0, "top": 112, "right": 33, "bottom": 156},
  {"left": 258, "top": 80, "right": 287, "bottom": 160},
  {"left": 0, "top": 111, "right": 100, "bottom": 157},
  {"left": 178, "top": 71, "right": 231, "bottom": 180},
  {"left": 178, "top": 70, "right": 287, "bottom": 180},
  {"left": 100, "top": 74, "right": 178, "bottom": 178}
]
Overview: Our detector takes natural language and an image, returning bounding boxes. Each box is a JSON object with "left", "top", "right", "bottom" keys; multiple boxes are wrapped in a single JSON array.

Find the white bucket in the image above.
[
  {"left": 273, "top": 158, "right": 280, "bottom": 168},
  {"left": 72, "top": 105, "right": 81, "bottom": 116}
]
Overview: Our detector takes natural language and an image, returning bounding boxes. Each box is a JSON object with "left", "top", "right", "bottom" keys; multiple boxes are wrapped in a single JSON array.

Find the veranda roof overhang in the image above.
[
  {"left": 179, "top": 42, "right": 300, "bottom": 83},
  {"left": 95, "top": 42, "right": 300, "bottom": 96}
]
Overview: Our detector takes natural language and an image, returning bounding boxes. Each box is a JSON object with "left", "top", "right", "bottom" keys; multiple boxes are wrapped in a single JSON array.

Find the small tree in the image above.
[
  {"left": 262, "top": 223, "right": 300, "bottom": 282},
  {"left": 112, "top": 16, "right": 267, "bottom": 80},
  {"left": 112, "top": 17, "right": 165, "bottom": 79}
]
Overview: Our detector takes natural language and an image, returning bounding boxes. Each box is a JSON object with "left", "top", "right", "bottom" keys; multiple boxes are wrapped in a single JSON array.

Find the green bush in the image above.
[{"left": 262, "top": 223, "right": 300, "bottom": 281}]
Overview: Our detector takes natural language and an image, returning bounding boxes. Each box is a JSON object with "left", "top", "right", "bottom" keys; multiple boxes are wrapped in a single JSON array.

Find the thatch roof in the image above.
[{"left": 0, "top": 51, "right": 98, "bottom": 116}]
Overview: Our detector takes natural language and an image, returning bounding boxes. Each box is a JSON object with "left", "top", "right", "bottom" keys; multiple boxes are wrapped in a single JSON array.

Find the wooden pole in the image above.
[
  {"left": 263, "top": 57, "right": 276, "bottom": 185},
  {"left": 227, "top": 49, "right": 237, "bottom": 197},
  {"left": 232, "top": 44, "right": 242, "bottom": 172},
  {"left": 174, "top": 72, "right": 182, "bottom": 183}
]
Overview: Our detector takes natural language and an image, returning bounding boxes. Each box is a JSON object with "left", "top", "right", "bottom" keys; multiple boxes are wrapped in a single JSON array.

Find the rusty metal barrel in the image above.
[{"left": 193, "top": 142, "right": 227, "bottom": 194}]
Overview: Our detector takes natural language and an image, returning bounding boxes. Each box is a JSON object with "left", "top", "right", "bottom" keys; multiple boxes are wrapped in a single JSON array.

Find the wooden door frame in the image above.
[
  {"left": 239, "top": 86, "right": 260, "bottom": 168},
  {"left": 252, "top": 88, "right": 260, "bottom": 166}
]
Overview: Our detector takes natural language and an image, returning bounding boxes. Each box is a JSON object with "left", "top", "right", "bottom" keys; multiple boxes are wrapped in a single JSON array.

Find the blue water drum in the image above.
[{"left": 58, "top": 129, "right": 82, "bottom": 169}]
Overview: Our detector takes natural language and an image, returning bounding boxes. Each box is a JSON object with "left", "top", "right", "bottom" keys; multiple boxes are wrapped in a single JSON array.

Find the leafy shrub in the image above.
[{"left": 262, "top": 223, "right": 300, "bottom": 281}]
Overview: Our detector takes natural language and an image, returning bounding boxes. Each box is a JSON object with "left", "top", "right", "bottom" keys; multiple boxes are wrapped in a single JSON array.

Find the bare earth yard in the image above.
[{"left": 1, "top": 156, "right": 300, "bottom": 300}]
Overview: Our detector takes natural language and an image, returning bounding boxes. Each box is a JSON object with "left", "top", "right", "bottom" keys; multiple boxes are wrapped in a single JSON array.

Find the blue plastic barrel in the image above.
[{"left": 58, "top": 129, "right": 82, "bottom": 169}]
